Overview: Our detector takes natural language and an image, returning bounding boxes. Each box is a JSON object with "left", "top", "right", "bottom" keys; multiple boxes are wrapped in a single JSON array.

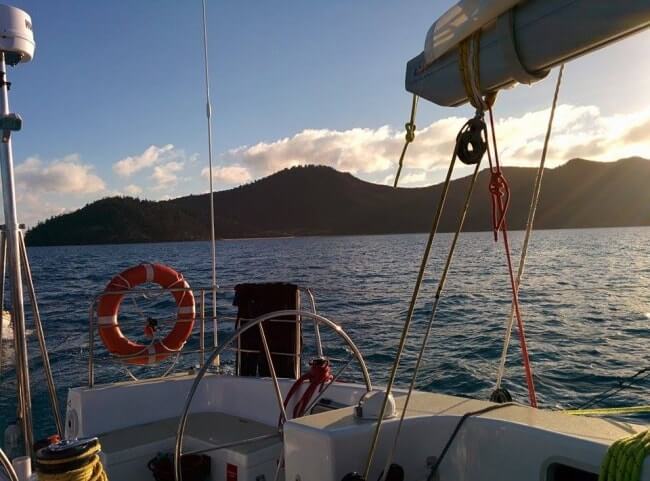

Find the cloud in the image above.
[
  {"left": 123, "top": 184, "right": 143, "bottom": 196},
  {"left": 224, "top": 126, "right": 402, "bottom": 178},
  {"left": 201, "top": 164, "right": 252, "bottom": 185},
  {"left": 15, "top": 155, "right": 105, "bottom": 194},
  {"left": 219, "top": 104, "right": 650, "bottom": 187},
  {"left": 151, "top": 161, "right": 184, "bottom": 189},
  {"left": 113, "top": 144, "right": 175, "bottom": 177}
]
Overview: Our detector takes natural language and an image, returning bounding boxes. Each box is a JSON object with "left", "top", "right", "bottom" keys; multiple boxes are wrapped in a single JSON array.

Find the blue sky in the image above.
[{"left": 2, "top": 1, "right": 650, "bottom": 225}]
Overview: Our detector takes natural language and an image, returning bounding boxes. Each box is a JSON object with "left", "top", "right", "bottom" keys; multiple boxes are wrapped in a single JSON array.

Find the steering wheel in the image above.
[{"left": 174, "top": 309, "right": 372, "bottom": 481}]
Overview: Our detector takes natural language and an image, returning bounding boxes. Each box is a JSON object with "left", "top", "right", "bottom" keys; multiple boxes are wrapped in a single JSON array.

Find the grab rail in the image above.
[{"left": 87, "top": 286, "right": 322, "bottom": 387}]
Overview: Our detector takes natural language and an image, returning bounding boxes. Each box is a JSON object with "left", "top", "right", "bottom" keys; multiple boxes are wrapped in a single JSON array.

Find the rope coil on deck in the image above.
[
  {"left": 600, "top": 430, "right": 650, "bottom": 481},
  {"left": 35, "top": 438, "right": 107, "bottom": 481}
]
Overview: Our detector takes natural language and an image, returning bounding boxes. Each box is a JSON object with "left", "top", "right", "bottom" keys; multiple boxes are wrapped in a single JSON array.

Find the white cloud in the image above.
[
  {"left": 17, "top": 191, "right": 67, "bottom": 226},
  {"left": 201, "top": 164, "right": 252, "bottom": 185},
  {"left": 224, "top": 126, "right": 400, "bottom": 178},
  {"left": 219, "top": 104, "right": 650, "bottom": 187},
  {"left": 151, "top": 161, "right": 184, "bottom": 189},
  {"left": 113, "top": 144, "right": 175, "bottom": 177},
  {"left": 124, "top": 184, "right": 143, "bottom": 196},
  {"left": 15, "top": 155, "right": 106, "bottom": 194}
]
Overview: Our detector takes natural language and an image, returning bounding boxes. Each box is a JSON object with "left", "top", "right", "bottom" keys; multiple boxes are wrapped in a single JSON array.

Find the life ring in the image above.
[{"left": 97, "top": 263, "right": 195, "bottom": 365}]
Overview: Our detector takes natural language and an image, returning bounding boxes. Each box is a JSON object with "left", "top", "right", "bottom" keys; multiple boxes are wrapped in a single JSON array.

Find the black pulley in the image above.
[
  {"left": 489, "top": 387, "right": 513, "bottom": 403},
  {"left": 341, "top": 473, "right": 365, "bottom": 481},
  {"left": 457, "top": 116, "right": 487, "bottom": 165},
  {"left": 381, "top": 463, "right": 405, "bottom": 481}
]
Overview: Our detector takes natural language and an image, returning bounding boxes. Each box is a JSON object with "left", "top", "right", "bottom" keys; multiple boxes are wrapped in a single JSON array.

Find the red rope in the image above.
[
  {"left": 487, "top": 107, "right": 538, "bottom": 408},
  {"left": 280, "top": 359, "right": 333, "bottom": 426}
]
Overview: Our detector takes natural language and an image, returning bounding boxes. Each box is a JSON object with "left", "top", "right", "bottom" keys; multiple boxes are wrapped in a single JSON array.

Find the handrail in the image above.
[
  {"left": 0, "top": 447, "right": 18, "bottom": 481},
  {"left": 174, "top": 309, "right": 372, "bottom": 481},
  {"left": 88, "top": 286, "right": 324, "bottom": 387}
]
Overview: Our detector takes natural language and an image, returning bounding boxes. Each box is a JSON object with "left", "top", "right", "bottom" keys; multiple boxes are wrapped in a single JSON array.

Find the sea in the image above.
[{"left": 1, "top": 227, "right": 650, "bottom": 441}]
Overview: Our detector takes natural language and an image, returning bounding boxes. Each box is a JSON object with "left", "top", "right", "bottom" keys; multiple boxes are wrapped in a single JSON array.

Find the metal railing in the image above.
[{"left": 87, "top": 285, "right": 324, "bottom": 388}]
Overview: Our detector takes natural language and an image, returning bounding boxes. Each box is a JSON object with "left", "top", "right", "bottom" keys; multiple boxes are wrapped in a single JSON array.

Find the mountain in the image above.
[{"left": 25, "top": 157, "right": 650, "bottom": 246}]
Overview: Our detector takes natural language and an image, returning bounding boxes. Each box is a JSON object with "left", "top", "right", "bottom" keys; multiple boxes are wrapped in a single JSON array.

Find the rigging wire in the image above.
[
  {"left": 494, "top": 65, "right": 565, "bottom": 393},
  {"left": 380, "top": 148, "right": 484, "bottom": 480},
  {"left": 201, "top": 0, "right": 219, "bottom": 354},
  {"left": 362, "top": 137, "right": 461, "bottom": 480},
  {"left": 575, "top": 367, "right": 650, "bottom": 410}
]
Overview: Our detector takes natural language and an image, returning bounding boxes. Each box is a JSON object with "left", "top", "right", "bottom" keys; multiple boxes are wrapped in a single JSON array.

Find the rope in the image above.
[
  {"left": 380, "top": 148, "right": 484, "bottom": 481},
  {"left": 362, "top": 130, "right": 462, "bottom": 480},
  {"left": 279, "top": 358, "right": 333, "bottom": 426},
  {"left": 393, "top": 94, "right": 419, "bottom": 187},
  {"left": 494, "top": 65, "right": 565, "bottom": 392},
  {"left": 36, "top": 443, "right": 107, "bottom": 481},
  {"left": 426, "top": 403, "right": 514, "bottom": 481},
  {"left": 577, "top": 367, "right": 650, "bottom": 410},
  {"left": 486, "top": 106, "right": 537, "bottom": 408},
  {"left": 599, "top": 430, "right": 650, "bottom": 481},
  {"left": 564, "top": 406, "right": 650, "bottom": 417},
  {"left": 458, "top": 32, "right": 496, "bottom": 111}
]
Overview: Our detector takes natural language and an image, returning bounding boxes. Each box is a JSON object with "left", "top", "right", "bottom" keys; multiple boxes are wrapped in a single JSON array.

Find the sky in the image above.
[{"left": 1, "top": 1, "right": 649, "bottom": 226}]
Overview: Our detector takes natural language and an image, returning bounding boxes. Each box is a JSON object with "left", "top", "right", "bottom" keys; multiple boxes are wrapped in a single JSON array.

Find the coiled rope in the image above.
[
  {"left": 493, "top": 64, "right": 565, "bottom": 399},
  {"left": 599, "top": 430, "right": 650, "bottom": 481},
  {"left": 36, "top": 441, "right": 107, "bottom": 481}
]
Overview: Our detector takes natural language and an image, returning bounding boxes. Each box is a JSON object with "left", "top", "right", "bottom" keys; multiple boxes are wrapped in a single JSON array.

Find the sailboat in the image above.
[{"left": 1, "top": 1, "right": 649, "bottom": 481}]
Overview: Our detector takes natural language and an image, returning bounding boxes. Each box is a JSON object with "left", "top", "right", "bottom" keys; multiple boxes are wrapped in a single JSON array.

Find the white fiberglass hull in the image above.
[{"left": 65, "top": 374, "right": 650, "bottom": 481}]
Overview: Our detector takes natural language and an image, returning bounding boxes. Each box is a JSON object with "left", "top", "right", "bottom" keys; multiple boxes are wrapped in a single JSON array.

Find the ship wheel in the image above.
[{"left": 173, "top": 309, "right": 372, "bottom": 481}]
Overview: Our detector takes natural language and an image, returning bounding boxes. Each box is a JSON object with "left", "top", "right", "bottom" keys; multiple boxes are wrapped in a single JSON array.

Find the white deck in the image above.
[{"left": 65, "top": 374, "right": 650, "bottom": 481}]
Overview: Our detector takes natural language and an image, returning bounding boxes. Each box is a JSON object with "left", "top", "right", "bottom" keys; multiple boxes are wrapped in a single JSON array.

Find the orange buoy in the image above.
[{"left": 97, "top": 263, "right": 195, "bottom": 365}]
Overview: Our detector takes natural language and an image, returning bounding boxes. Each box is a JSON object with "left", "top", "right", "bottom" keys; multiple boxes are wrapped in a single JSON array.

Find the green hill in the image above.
[{"left": 25, "top": 157, "right": 650, "bottom": 246}]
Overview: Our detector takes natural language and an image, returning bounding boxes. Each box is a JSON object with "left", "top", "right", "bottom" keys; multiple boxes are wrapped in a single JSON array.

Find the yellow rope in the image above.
[
  {"left": 563, "top": 405, "right": 650, "bottom": 417},
  {"left": 37, "top": 443, "right": 107, "bottom": 481},
  {"left": 458, "top": 32, "right": 496, "bottom": 111},
  {"left": 600, "top": 430, "right": 650, "bottom": 481}
]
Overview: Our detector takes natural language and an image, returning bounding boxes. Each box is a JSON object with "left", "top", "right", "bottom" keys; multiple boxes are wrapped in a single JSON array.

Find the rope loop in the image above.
[
  {"left": 404, "top": 121, "right": 416, "bottom": 143},
  {"left": 393, "top": 94, "right": 419, "bottom": 187},
  {"left": 489, "top": 170, "right": 511, "bottom": 240}
]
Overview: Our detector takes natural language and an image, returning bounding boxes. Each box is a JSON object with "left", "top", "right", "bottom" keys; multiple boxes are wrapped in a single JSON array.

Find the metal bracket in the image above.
[{"left": 0, "top": 113, "right": 21, "bottom": 143}]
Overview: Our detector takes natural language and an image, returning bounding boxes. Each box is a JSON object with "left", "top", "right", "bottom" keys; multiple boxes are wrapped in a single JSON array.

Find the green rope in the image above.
[
  {"left": 564, "top": 405, "right": 650, "bottom": 417},
  {"left": 600, "top": 430, "right": 650, "bottom": 481}
]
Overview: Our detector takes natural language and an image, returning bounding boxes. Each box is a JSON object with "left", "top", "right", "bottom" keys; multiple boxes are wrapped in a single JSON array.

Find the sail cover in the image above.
[{"left": 424, "top": 0, "right": 523, "bottom": 66}]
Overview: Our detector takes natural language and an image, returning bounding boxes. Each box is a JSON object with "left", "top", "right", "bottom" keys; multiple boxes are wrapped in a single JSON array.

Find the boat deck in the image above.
[
  {"left": 294, "top": 391, "right": 645, "bottom": 442},
  {"left": 100, "top": 412, "right": 280, "bottom": 480}
]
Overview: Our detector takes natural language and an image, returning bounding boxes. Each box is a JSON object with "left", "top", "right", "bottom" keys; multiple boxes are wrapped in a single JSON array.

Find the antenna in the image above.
[
  {"left": 201, "top": 0, "right": 219, "bottom": 359},
  {"left": 0, "top": 4, "right": 62, "bottom": 458}
]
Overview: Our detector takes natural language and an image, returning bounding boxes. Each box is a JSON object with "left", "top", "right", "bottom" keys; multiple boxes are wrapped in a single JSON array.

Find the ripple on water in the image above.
[{"left": 1, "top": 228, "right": 649, "bottom": 438}]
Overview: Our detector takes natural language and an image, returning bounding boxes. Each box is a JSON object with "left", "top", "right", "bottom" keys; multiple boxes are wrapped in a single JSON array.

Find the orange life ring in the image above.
[{"left": 97, "top": 263, "right": 195, "bottom": 365}]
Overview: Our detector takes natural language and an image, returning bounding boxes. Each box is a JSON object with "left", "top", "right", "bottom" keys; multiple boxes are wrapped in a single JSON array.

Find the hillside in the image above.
[{"left": 25, "top": 157, "right": 650, "bottom": 246}]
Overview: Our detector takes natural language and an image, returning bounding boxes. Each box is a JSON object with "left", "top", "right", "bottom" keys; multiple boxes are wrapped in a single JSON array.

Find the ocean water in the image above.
[{"left": 1, "top": 227, "right": 650, "bottom": 440}]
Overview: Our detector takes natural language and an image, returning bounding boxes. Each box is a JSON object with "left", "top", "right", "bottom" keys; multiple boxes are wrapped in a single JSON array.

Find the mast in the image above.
[
  {"left": 201, "top": 0, "right": 219, "bottom": 354},
  {"left": 0, "top": 5, "right": 37, "bottom": 453},
  {"left": 0, "top": 50, "right": 33, "bottom": 455}
]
